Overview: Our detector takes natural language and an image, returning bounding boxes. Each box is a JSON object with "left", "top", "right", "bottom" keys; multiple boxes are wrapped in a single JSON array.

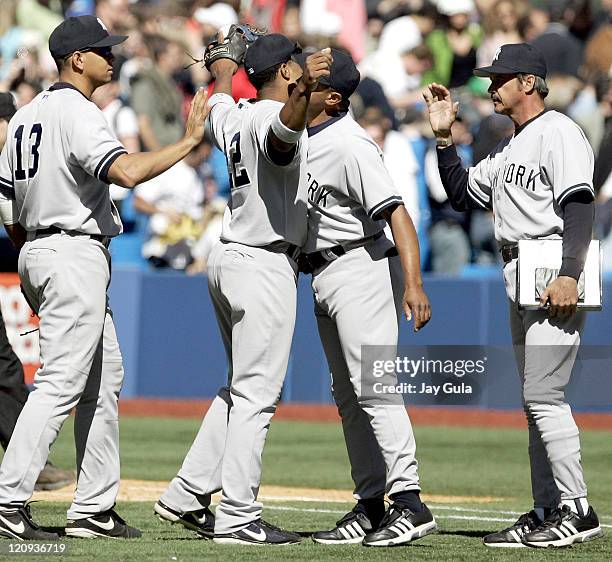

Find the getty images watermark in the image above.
[
  {"left": 360, "top": 345, "right": 612, "bottom": 407},
  {"left": 360, "top": 345, "right": 489, "bottom": 406}
]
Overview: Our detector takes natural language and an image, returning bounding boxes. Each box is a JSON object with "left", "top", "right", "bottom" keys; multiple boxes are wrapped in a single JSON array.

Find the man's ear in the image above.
[
  {"left": 279, "top": 62, "right": 291, "bottom": 81},
  {"left": 70, "top": 51, "right": 86, "bottom": 72},
  {"left": 521, "top": 74, "right": 537, "bottom": 94},
  {"left": 325, "top": 91, "right": 343, "bottom": 109}
]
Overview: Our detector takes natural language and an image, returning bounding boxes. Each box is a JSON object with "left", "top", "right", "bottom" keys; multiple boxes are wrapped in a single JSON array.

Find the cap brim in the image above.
[
  {"left": 473, "top": 64, "right": 518, "bottom": 77},
  {"left": 88, "top": 34, "right": 128, "bottom": 49}
]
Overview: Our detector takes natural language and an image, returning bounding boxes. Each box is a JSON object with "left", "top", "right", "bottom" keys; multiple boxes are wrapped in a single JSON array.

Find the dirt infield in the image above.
[
  {"left": 33, "top": 479, "right": 505, "bottom": 505},
  {"left": 119, "top": 399, "right": 612, "bottom": 430}
]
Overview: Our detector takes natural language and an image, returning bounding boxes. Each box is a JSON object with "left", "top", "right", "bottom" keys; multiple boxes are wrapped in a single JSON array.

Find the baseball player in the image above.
[
  {"left": 296, "top": 49, "right": 435, "bottom": 547},
  {"left": 423, "top": 43, "right": 602, "bottom": 548},
  {"left": 0, "top": 91, "right": 74, "bottom": 493},
  {"left": 154, "top": 34, "right": 332, "bottom": 545},
  {"left": 0, "top": 15, "right": 209, "bottom": 540}
]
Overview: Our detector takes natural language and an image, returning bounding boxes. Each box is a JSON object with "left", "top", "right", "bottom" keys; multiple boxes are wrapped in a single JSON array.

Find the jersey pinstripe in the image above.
[
  {"left": 304, "top": 113, "right": 403, "bottom": 253},
  {"left": 466, "top": 110, "right": 594, "bottom": 246},
  {"left": 207, "top": 94, "right": 308, "bottom": 247},
  {"left": 0, "top": 83, "right": 125, "bottom": 236}
]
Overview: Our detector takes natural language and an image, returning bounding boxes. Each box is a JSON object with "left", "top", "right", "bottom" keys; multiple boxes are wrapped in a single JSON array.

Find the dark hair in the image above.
[{"left": 247, "top": 62, "right": 283, "bottom": 90}]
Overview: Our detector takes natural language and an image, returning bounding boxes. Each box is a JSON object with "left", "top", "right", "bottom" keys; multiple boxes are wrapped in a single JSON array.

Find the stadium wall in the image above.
[{"left": 107, "top": 268, "right": 612, "bottom": 412}]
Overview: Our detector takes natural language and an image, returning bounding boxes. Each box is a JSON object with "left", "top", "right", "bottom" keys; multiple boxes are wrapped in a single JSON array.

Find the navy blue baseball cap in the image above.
[
  {"left": 244, "top": 34, "right": 302, "bottom": 76},
  {"left": 49, "top": 15, "right": 127, "bottom": 59},
  {"left": 473, "top": 43, "right": 547, "bottom": 79},
  {"left": 294, "top": 48, "right": 360, "bottom": 100}
]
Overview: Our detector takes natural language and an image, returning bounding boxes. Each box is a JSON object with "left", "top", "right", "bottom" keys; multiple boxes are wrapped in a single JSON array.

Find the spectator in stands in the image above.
[
  {"left": 423, "top": 0, "right": 482, "bottom": 90},
  {"left": 358, "top": 108, "right": 421, "bottom": 233},
  {"left": 424, "top": 117, "right": 474, "bottom": 274},
  {"left": 477, "top": 0, "right": 526, "bottom": 69},
  {"left": 130, "top": 35, "right": 185, "bottom": 151},
  {"left": 186, "top": 197, "right": 227, "bottom": 276},
  {"left": 92, "top": 73, "right": 140, "bottom": 217},
  {"left": 530, "top": 0, "right": 584, "bottom": 78},
  {"left": 300, "top": 0, "right": 368, "bottom": 62},
  {"left": 359, "top": 7, "right": 436, "bottom": 100},
  {"left": 133, "top": 141, "right": 211, "bottom": 269}
]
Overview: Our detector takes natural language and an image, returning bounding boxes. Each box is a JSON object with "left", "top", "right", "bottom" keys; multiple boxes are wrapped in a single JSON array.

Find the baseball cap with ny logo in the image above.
[{"left": 49, "top": 15, "right": 127, "bottom": 59}]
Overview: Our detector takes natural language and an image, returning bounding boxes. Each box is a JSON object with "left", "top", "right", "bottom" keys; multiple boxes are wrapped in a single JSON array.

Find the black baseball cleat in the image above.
[
  {"left": 312, "top": 507, "right": 374, "bottom": 544},
  {"left": 214, "top": 519, "right": 301, "bottom": 545},
  {"left": 362, "top": 503, "right": 437, "bottom": 547},
  {"left": 521, "top": 505, "right": 603, "bottom": 548},
  {"left": 483, "top": 510, "right": 541, "bottom": 548},
  {"left": 154, "top": 500, "right": 214, "bottom": 538},
  {"left": 0, "top": 504, "right": 60, "bottom": 541},
  {"left": 65, "top": 508, "right": 141, "bottom": 539}
]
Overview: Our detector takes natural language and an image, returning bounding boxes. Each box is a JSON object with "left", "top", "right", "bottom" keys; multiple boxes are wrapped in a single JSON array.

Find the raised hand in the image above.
[
  {"left": 301, "top": 48, "right": 333, "bottom": 92},
  {"left": 184, "top": 88, "right": 210, "bottom": 146},
  {"left": 422, "top": 83, "right": 459, "bottom": 139}
]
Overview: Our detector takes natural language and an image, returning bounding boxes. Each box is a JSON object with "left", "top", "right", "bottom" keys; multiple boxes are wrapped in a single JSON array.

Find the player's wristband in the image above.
[
  {"left": 271, "top": 114, "right": 303, "bottom": 144},
  {"left": 208, "top": 93, "right": 235, "bottom": 108}
]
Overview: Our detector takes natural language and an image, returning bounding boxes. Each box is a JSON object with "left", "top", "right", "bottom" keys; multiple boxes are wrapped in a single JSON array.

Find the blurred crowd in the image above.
[{"left": 0, "top": 0, "right": 611, "bottom": 274}]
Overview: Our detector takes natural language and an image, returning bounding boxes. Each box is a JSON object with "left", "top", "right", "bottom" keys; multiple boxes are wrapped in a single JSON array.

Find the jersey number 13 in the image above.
[{"left": 13, "top": 123, "right": 43, "bottom": 181}]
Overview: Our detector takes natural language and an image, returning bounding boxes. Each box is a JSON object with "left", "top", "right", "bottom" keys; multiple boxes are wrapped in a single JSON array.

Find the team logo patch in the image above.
[
  {"left": 97, "top": 18, "right": 108, "bottom": 31},
  {"left": 493, "top": 46, "right": 502, "bottom": 62}
]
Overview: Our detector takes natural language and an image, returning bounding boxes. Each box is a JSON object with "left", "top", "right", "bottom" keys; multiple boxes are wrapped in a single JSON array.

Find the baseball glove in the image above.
[{"left": 203, "top": 24, "right": 266, "bottom": 71}]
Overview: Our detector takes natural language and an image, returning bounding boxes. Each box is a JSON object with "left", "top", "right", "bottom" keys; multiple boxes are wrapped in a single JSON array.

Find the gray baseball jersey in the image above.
[
  {"left": 207, "top": 93, "right": 308, "bottom": 247},
  {"left": 0, "top": 82, "right": 127, "bottom": 520},
  {"left": 160, "top": 93, "right": 305, "bottom": 535},
  {"left": 0, "top": 83, "right": 124, "bottom": 236},
  {"left": 454, "top": 109, "right": 595, "bottom": 523},
  {"left": 305, "top": 115, "right": 423, "bottom": 502},
  {"left": 304, "top": 113, "right": 402, "bottom": 252},
  {"left": 466, "top": 110, "right": 594, "bottom": 246}
]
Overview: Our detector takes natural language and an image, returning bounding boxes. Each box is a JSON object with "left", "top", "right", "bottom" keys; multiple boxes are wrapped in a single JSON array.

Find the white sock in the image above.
[{"left": 561, "top": 498, "right": 589, "bottom": 517}]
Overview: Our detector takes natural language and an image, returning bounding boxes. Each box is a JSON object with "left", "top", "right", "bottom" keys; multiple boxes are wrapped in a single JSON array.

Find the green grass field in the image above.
[{"left": 2, "top": 417, "right": 611, "bottom": 560}]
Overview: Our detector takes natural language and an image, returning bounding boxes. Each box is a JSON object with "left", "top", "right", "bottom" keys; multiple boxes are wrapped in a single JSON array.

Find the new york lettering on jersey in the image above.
[
  {"left": 304, "top": 113, "right": 402, "bottom": 253},
  {"left": 468, "top": 110, "right": 594, "bottom": 245}
]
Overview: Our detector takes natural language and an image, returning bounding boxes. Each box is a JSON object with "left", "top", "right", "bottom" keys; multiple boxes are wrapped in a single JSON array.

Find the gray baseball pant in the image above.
[
  {"left": 0, "top": 234, "right": 124, "bottom": 519},
  {"left": 161, "top": 241, "right": 298, "bottom": 534},
  {"left": 505, "top": 258, "right": 588, "bottom": 509},
  {"left": 312, "top": 235, "right": 420, "bottom": 500}
]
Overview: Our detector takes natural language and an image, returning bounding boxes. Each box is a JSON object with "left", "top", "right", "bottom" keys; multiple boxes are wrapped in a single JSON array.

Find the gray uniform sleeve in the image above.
[
  {"left": 252, "top": 103, "right": 303, "bottom": 168},
  {"left": 207, "top": 93, "right": 237, "bottom": 152},
  {"left": 69, "top": 102, "right": 126, "bottom": 184},
  {"left": 0, "top": 140, "right": 14, "bottom": 201},
  {"left": 542, "top": 121, "right": 595, "bottom": 206},
  {"left": 342, "top": 137, "right": 403, "bottom": 220}
]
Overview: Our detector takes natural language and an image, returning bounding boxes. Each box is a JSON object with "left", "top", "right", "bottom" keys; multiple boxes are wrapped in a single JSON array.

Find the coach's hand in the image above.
[
  {"left": 539, "top": 276, "right": 579, "bottom": 319},
  {"left": 404, "top": 285, "right": 431, "bottom": 332},
  {"left": 422, "top": 83, "right": 459, "bottom": 141},
  {"left": 301, "top": 48, "right": 333, "bottom": 92},
  {"left": 184, "top": 88, "right": 210, "bottom": 146}
]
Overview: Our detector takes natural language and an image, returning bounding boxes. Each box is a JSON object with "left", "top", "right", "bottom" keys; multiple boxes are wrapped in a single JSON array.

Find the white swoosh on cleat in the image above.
[
  {"left": 242, "top": 527, "right": 267, "bottom": 541},
  {"left": 88, "top": 517, "right": 115, "bottom": 531},
  {"left": 0, "top": 515, "right": 25, "bottom": 535}
]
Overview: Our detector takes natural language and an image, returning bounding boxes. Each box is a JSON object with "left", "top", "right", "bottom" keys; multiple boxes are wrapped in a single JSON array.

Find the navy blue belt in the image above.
[
  {"left": 34, "top": 226, "right": 111, "bottom": 248},
  {"left": 500, "top": 244, "right": 518, "bottom": 264}
]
